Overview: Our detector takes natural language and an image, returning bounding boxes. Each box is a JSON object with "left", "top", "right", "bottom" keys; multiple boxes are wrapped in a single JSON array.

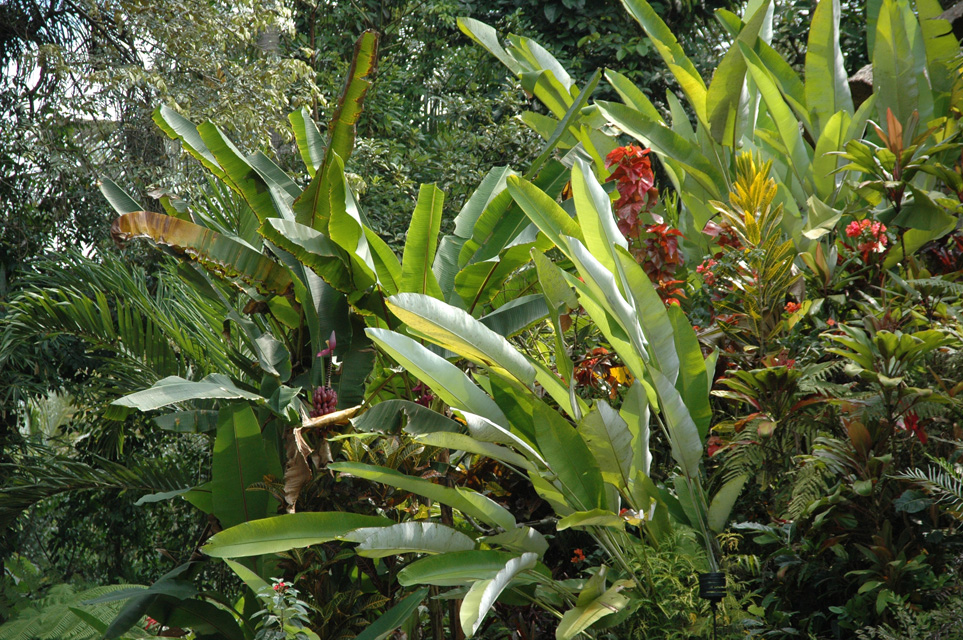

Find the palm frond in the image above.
[
  {"left": 0, "top": 583, "right": 149, "bottom": 640},
  {"left": 1, "top": 250, "right": 235, "bottom": 393},
  {"left": 0, "top": 445, "right": 194, "bottom": 528}
]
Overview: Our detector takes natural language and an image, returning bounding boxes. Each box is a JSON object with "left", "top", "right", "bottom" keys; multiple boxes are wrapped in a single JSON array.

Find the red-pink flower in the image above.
[
  {"left": 317, "top": 331, "right": 337, "bottom": 358},
  {"left": 697, "top": 258, "right": 718, "bottom": 287},
  {"left": 901, "top": 412, "right": 927, "bottom": 444},
  {"left": 845, "top": 219, "right": 889, "bottom": 261}
]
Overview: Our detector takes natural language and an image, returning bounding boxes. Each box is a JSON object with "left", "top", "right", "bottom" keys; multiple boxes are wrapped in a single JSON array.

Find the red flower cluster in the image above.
[
  {"left": 605, "top": 145, "right": 659, "bottom": 239},
  {"left": 697, "top": 258, "right": 718, "bottom": 286},
  {"left": 412, "top": 382, "right": 435, "bottom": 408},
  {"left": 571, "top": 548, "right": 586, "bottom": 564},
  {"left": 784, "top": 301, "right": 801, "bottom": 314},
  {"left": 901, "top": 412, "right": 927, "bottom": 444},
  {"left": 845, "top": 219, "right": 888, "bottom": 261},
  {"left": 274, "top": 580, "right": 288, "bottom": 592}
]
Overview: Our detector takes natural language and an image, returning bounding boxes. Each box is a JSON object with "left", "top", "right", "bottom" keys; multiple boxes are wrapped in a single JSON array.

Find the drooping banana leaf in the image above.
[{"left": 111, "top": 211, "right": 293, "bottom": 296}]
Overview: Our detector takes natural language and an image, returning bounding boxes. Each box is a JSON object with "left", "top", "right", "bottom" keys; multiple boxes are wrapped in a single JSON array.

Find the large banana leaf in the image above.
[
  {"left": 289, "top": 107, "right": 326, "bottom": 177},
  {"left": 354, "top": 589, "right": 428, "bottom": 640},
  {"left": 804, "top": 0, "right": 853, "bottom": 132},
  {"left": 324, "top": 154, "right": 378, "bottom": 288},
  {"left": 505, "top": 176, "right": 583, "bottom": 250},
  {"left": 556, "top": 573, "right": 632, "bottom": 640},
  {"left": 533, "top": 403, "right": 605, "bottom": 512},
  {"left": 400, "top": 184, "right": 445, "bottom": 298},
  {"left": 398, "top": 550, "right": 520, "bottom": 586},
  {"left": 620, "top": 0, "right": 707, "bottom": 125},
  {"left": 258, "top": 218, "right": 355, "bottom": 294},
  {"left": 571, "top": 159, "right": 626, "bottom": 275},
  {"left": 453, "top": 244, "right": 533, "bottom": 314},
  {"left": 386, "top": 293, "right": 536, "bottom": 386},
  {"left": 460, "top": 553, "right": 537, "bottom": 638},
  {"left": 211, "top": 404, "right": 272, "bottom": 529},
  {"left": 578, "top": 402, "right": 634, "bottom": 493},
  {"left": 740, "top": 43, "right": 812, "bottom": 192},
  {"left": 457, "top": 18, "right": 523, "bottom": 75},
  {"left": 112, "top": 374, "right": 264, "bottom": 412},
  {"left": 111, "top": 211, "right": 294, "bottom": 295},
  {"left": 365, "top": 328, "right": 509, "bottom": 427},
  {"left": 99, "top": 177, "right": 143, "bottom": 215},
  {"left": 706, "top": 1, "right": 770, "bottom": 146},
  {"left": 460, "top": 160, "right": 568, "bottom": 266},
  {"left": 708, "top": 474, "right": 748, "bottom": 532},
  {"left": 196, "top": 121, "right": 294, "bottom": 222},
  {"left": 477, "top": 295, "right": 550, "bottom": 338},
  {"left": 345, "top": 522, "right": 477, "bottom": 557},
  {"left": 872, "top": 0, "right": 924, "bottom": 124},
  {"left": 202, "top": 512, "right": 392, "bottom": 558},
  {"left": 152, "top": 105, "right": 225, "bottom": 180},
  {"left": 327, "top": 30, "right": 378, "bottom": 166},
  {"left": 412, "top": 431, "right": 536, "bottom": 473},
  {"left": 329, "top": 462, "right": 516, "bottom": 531}
]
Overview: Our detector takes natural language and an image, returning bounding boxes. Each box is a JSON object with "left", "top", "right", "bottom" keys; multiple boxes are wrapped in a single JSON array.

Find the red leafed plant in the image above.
[
  {"left": 605, "top": 145, "right": 659, "bottom": 239},
  {"left": 605, "top": 145, "right": 686, "bottom": 304}
]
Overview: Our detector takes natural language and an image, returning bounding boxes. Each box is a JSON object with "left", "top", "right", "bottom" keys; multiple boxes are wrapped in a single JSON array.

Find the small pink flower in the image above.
[{"left": 317, "top": 331, "right": 337, "bottom": 358}]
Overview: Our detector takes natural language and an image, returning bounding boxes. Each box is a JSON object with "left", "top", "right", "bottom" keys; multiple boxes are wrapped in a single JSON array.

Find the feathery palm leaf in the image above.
[{"left": 0, "top": 444, "right": 195, "bottom": 528}]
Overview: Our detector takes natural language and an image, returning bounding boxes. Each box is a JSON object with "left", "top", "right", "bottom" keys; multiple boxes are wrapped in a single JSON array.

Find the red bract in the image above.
[
  {"left": 702, "top": 220, "right": 742, "bottom": 250},
  {"left": 605, "top": 145, "right": 659, "bottom": 240},
  {"left": 901, "top": 412, "right": 927, "bottom": 445},
  {"left": 697, "top": 258, "right": 718, "bottom": 287}
]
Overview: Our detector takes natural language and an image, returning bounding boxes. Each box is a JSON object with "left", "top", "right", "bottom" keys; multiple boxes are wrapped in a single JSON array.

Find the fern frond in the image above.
[{"left": 893, "top": 456, "right": 963, "bottom": 517}]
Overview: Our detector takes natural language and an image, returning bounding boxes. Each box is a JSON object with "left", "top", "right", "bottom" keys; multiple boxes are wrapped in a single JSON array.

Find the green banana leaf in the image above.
[
  {"left": 353, "top": 589, "right": 429, "bottom": 640},
  {"left": 202, "top": 512, "right": 392, "bottom": 558},
  {"left": 460, "top": 553, "right": 537, "bottom": 637},
  {"left": 211, "top": 404, "right": 271, "bottom": 530},
  {"left": 329, "top": 462, "right": 516, "bottom": 531},
  {"left": 365, "top": 328, "right": 509, "bottom": 427},
  {"left": 804, "top": 0, "right": 853, "bottom": 132},
  {"left": 400, "top": 184, "right": 446, "bottom": 298},
  {"left": 345, "top": 522, "right": 477, "bottom": 557},
  {"left": 289, "top": 107, "right": 326, "bottom": 177},
  {"left": 398, "top": 551, "right": 520, "bottom": 586},
  {"left": 386, "top": 293, "right": 536, "bottom": 386},
  {"left": 113, "top": 374, "right": 264, "bottom": 412}
]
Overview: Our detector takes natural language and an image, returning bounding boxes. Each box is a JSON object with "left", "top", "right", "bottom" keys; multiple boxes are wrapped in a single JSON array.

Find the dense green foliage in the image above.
[{"left": 3, "top": 0, "right": 963, "bottom": 639}]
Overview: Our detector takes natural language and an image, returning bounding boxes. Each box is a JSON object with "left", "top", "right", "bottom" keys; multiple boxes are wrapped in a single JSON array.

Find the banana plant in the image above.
[
  {"left": 201, "top": 159, "right": 746, "bottom": 639},
  {"left": 466, "top": 0, "right": 963, "bottom": 273}
]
